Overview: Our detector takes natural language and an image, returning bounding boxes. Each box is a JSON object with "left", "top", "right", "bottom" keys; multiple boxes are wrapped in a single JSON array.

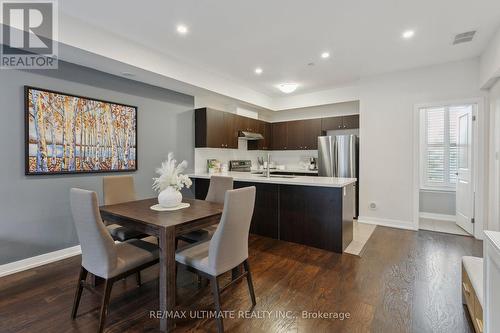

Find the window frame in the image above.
[{"left": 419, "top": 103, "right": 475, "bottom": 191}]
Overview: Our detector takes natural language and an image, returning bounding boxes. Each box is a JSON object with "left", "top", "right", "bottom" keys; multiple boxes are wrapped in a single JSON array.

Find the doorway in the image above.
[{"left": 415, "top": 102, "right": 478, "bottom": 236}]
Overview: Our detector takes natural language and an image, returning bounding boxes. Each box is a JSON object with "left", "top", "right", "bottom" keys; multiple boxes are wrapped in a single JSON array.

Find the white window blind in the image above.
[{"left": 420, "top": 104, "right": 471, "bottom": 189}]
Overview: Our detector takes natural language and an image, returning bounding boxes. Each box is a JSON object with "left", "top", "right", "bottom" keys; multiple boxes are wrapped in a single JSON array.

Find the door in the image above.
[
  {"left": 321, "top": 117, "right": 343, "bottom": 131},
  {"left": 318, "top": 136, "right": 335, "bottom": 176},
  {"left": 271, "top": 122, "right": 288, "bottom": 150},
  {"left": 455, "top": 106, "right": 474, "bottom": 234},
  {"left": 342, "top": 115, "right": 360, "bottom": 129},
  {"left": 304, "top": 119, "right": 321, "bottom": 149},
  {"left": 205, "top": 108, "right": 225, "bottom": 148},
  {"left": 336, "top": 135, "right": 357, "bottom": 178},
  {"left": 223, "top": 112, "right": 238, "bottom": 148},
  {"left": 286, "top": 120, "right": 304, "bottom": 149}
]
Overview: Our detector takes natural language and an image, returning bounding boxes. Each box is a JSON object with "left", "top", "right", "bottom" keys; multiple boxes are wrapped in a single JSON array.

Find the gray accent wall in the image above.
[
  {"left": 419, "top": 190, "right": 456, "bottom": 216},
  {"left": 0, "top": 61, "right": 194, "bottom": 265}
]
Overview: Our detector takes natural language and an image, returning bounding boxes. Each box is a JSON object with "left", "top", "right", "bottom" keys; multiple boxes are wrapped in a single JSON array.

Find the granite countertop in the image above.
[{"left": 189, "top": 171, "right": 356, "bottom": 188}]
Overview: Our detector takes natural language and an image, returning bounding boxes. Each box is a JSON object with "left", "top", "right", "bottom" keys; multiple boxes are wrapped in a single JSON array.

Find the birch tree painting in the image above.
[{"left": 26, "top": 88, "right": 137, "bottom": 174}]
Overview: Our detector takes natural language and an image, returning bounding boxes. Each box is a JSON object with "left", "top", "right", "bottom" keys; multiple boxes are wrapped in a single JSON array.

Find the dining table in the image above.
[{"left": 99, "top": 197, "right": 223, "bottom": 332}]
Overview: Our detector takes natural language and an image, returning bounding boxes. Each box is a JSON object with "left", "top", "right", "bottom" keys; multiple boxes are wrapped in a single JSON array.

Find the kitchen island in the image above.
[{"left": 189, "top": 171, "right": 356, "bottom": 253}]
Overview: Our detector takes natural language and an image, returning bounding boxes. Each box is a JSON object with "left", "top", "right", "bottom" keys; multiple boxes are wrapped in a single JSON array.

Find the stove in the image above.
[{"left": 229, "top": 160, "right": 252, "bottom": 172}]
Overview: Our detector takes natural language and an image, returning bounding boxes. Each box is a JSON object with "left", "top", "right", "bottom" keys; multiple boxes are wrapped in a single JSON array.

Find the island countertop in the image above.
[{"left": 188, "top": 171, "right": 356, "bottom": 188}]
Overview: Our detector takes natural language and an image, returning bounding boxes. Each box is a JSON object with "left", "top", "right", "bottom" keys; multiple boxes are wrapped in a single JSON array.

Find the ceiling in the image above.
[{"left": 60, "top": 0, "right": 500, "bottom": 98}]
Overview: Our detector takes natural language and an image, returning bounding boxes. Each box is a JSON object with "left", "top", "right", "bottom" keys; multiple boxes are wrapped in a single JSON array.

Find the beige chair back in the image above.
[
  {"left": 103, "top": 175, "right": 136, "bottom": 205},
  {"left": 208, "top": 186, "right": 256, "bottom": 275},
  {"left": 70, "top": 188, "right": 117, "bottom": 278},
  {"left": 205, "top": 176, "right": 233, "bottom": 204}
]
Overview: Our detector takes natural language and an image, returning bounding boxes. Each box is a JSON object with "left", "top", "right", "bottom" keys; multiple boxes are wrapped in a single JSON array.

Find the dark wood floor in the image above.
[{"left": 0, "top": 227, "right": 482, "bottom": 333}]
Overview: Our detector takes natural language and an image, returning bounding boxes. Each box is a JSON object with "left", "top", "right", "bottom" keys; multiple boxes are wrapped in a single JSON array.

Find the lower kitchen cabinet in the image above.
[
  {"left": 192, "top": 178, "right": 354, "bottom": 253},
  {"left": 192, "top": 179, "right": 279, "bottom": 239},
  {"left": 279, "top": 184, "right": 353, "bottom": 253},
  {"left": 234, "top": 181, "right": 279, "bottom": 238}
]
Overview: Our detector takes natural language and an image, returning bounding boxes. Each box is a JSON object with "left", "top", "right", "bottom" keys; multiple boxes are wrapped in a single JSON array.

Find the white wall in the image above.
[
  {"left": 488, "top": 79, "right": 500, "bottom": 231},
  {"left": 270, "top": 101, "right": 359, "bottom": 122},
  {"left": 358, "top": 58, "right": 486, "bottom": 230},
  {"left": 480, "top": 26, "right": 500, "bottom": 88}
]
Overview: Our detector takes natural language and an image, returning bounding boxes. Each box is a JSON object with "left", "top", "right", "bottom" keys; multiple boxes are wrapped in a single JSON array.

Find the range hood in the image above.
[{"left": 238, "top": 130, "right": 264, "bottom": 140}]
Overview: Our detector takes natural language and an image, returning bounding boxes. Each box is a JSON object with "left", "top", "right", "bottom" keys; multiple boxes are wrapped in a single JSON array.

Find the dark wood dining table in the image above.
[{"left": 99, "top": 197, "right": 223, "bottom": 332}]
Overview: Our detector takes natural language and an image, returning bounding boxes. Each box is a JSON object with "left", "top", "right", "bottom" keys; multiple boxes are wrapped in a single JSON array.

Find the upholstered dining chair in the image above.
[
  {"left": 177, "top": 176, "right": 233, "bottom": 245},
  {"left": 175, "top": 186, "right": 257, "bottom": 333},
  {"left": 69, "top": 188, "right": 159, "bottom": 333},
  {"left": 103, "top": 175, "right": 148, "bottom": 242}
]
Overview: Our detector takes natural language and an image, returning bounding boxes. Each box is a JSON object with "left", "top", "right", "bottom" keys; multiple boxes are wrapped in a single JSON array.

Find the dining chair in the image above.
[
  {"left": 175, "top": 186, "right": 257, "bottom": 333},
  {"left": 69, "top": 188, "right": 159, "bottom": 333},
  {"left": 103, "top": 175, "right": 148, "bottom": 242},
  {"left": 177, "top": 176, "right": 233, "bottom": 245}
]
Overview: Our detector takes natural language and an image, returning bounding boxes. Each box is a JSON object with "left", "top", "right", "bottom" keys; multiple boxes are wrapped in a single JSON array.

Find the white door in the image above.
[{"left": 455, "top": 106, "right": 474, "bottom": 234}]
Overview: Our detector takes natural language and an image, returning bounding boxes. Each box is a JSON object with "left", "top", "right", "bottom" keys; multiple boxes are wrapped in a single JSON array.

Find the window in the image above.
[{"left": 420, "top": 104, "right": 474, "bottom": 190}]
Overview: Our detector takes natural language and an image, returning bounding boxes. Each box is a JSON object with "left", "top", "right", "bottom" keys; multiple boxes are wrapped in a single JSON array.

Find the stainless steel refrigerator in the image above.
[{"left": 318, "top": 135, "right": 359, "bottom": 217}]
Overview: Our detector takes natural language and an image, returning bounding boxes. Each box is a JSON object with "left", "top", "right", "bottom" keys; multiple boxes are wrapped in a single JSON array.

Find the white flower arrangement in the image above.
[{"left": 152, "top": 153, "right": 192, "bottom": 192}]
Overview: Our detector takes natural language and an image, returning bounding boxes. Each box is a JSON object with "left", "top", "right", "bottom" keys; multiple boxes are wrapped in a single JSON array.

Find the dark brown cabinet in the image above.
[
  {"left": 271, "top": 122, "right": 288, "bottom": 150},
  {"left": 257, "top": 121, "right": 272, "bottom": 150},
  {"left": 303, "top": 119, "right": 321, "bottom": 149},
  {"left": 196, "top": 108, "right": 249, "bottom": 149},
  {"left": 223, "top": 112, "right": 238, "bottom": 149},
  {"left": 286, "top": 120, "right": 304, "bottom": 150},
  {"left": 196, "top": 107, "right": 358, "bottom": 150},
  {"left": 272, "top": 119, "right": 321, "bottom": 150},
  {"left": 321, "top": 115, "right": 359, "bottom": 131}
]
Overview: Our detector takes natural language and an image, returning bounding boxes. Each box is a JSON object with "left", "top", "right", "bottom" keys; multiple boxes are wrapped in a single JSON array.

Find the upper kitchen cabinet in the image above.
[
  {"left": 275, "top": 119, "right": 321, "bottom": 150},
  {"left": 195, "top": 108, "right": 224, "bottom": 148},
  {"left": 249, "top": 120, "right": 272, "bottom": 150},
  {"left": 195, "top": 108, "right": 238, "bottom": 148},
  {"left": 321, "top": 115, "right": 359, "bottom": 131},
  {"left": 223, "top": 112, "right": 239, "bottom": 148},
  {"left": 303, "top": 119, "right": 321, "bottom": 149},
  {"left": 271, "top": 122, "right": 288, "bottom": 150}
]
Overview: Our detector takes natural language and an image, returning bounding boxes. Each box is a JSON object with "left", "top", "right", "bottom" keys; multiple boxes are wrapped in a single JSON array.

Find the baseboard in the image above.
[
  {"left": 419, "top": 212, "right": 456, "bottom": 222},
  {"left": 0, "top": 245, "right": 81, "bottom": 278},
  {"left": 357, "top": 216, "right": 418, "bottom": 231}
]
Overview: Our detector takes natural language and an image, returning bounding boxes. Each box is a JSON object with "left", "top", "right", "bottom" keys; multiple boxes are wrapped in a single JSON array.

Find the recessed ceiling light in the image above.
[
  {"left": 402, "top": 30, "right": 415, "bottom": 39},
  {"left": 321, "top": 52, "right": 330, "bottom": 59},
  {"left": 122, "top": 72, "right": 134, "bottom": 77},
  {"left": 176, "top": 24, "right": 188, "bottom": 35},
  {"left": 254, "top": 67, "right": 263, "bottom": 75},
  {"left": 277, "top": 83, "right": 299, "bottom": 94}
]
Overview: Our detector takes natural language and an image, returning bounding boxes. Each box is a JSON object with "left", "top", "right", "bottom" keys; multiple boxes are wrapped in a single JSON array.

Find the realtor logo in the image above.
[{"left": 1, "top": 0, "right": 58, "bottom": 69}]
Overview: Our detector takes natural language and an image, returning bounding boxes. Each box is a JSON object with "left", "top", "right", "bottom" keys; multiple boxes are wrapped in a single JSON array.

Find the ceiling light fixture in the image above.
[
  {"left": 277, "top": 83, "right": 299, "bottom": 94},
  {"left": 402, "top": 30, "right": 415, "bottom": 39},
  {"left": 321, "top": 52, "right": 330, "bottom": 59},
  {"left": 254, "top": 67, "right": 263, "bottom": 75},
  {"left": 176, "top": 24, "right": 188, "bottom": 35}
]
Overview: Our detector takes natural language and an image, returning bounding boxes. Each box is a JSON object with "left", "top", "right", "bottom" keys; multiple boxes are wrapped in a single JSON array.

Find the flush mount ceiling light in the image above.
[
  {"left": 402, "top": 29, "right": 415, "bottom": 39},
  {"left": 277, "top": 83, "right": 299, "bottom": 94},
  {"left": 254, "top": 67, "right": 263, "bottom": 75},
  {"left": 176, "top": 24, "right": 189, "bottom": 35},
  {"left": 321, "top": 52, "right": 330, "bottom": 59}
]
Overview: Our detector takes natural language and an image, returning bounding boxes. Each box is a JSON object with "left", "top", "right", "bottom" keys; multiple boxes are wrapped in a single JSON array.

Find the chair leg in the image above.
[
  {"left": 98, "top": 279, "right": 114, "bottom": 333},
  {"left": 210, "top": 276, "right": 224, "bottom": 333},
  {"left": 243, "top": 260, "right": 256, "bottom": 307},
  {"left": 71, "top": 266, "right": 88, "bottom": 319},
  {"left": 136, "top": 272, "right": 141, "bottom": 287}
]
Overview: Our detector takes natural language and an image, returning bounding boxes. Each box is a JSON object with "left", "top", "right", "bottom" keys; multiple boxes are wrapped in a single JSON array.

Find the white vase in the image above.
[{"left": 158, "top": 187, "right": 182, "bottom": 208}]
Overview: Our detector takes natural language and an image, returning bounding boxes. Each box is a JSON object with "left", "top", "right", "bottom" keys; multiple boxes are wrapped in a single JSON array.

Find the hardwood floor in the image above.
[{"left": 0, "top": 227, "right": 482, "bottom": 332}]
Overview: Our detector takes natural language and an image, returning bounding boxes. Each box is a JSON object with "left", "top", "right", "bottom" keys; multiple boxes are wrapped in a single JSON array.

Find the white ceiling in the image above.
[{"left": 58, "top": 0, "right": 500, "bottom": 100}]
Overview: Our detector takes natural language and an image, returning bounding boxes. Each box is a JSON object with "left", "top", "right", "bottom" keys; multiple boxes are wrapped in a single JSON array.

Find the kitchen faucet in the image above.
[{"left": 264, "top": 153, "right": 271, "bottom": 178}]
